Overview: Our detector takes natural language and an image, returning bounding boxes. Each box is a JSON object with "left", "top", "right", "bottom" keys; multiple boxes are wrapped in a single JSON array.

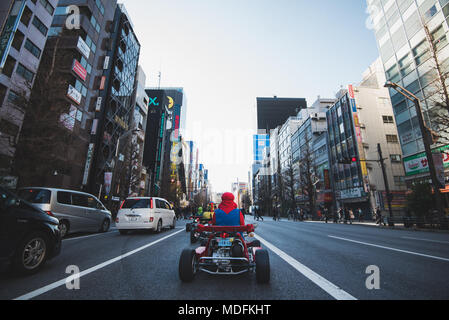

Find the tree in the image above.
[
  {"left": 407, "top": 182, "right": 435, "bottom": 218},
  {"left": 282, "top": 155, "right": 298, "bottom": 213},
  {"left": 297, "top": 130, "right": 318, "bottom": 218}
]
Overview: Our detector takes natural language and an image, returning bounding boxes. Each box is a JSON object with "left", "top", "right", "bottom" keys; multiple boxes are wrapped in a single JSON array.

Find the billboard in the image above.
[{"left": 403, "top": 145, "right": 449, "bottom": 177}]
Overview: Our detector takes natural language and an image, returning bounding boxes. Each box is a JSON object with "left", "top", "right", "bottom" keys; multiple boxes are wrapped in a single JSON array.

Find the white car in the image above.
[{"left": 116, "top": 197, "right": 176, "bottom": 235}]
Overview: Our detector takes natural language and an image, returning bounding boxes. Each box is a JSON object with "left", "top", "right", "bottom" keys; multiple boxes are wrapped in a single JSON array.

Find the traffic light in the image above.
[{"left": 338, "top": 157, "right": 358, "bottom": 165}]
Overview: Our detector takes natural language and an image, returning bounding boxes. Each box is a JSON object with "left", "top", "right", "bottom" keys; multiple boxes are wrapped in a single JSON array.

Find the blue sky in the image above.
[{"left": 122, "top": 0, "right": 380, "bottom": 193}]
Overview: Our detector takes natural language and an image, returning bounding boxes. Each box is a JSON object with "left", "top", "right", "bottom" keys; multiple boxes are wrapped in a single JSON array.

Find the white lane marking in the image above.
[
  {"left": 329, "top": 235, "right": 449, "bottom": 262},
  {"left": 254, "top": 234, "right": 357, "bottom": 301},
  {"left": 401, "top": 236, "right": 449, "bottom": 245},
  {"left": 63, "top": 231, "right": 118, "bottom": 242},
  {"left": 14, "top": 229, "right": 184, "bottom": 300}
]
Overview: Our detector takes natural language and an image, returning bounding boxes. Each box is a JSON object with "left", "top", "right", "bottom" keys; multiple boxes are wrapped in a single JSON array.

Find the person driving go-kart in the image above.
[
  {"left": 212, "top": 193, "right": 260, "bottom": 256},
  {"left": 212, "top": 192, "right": 245, "bottom": 226}
]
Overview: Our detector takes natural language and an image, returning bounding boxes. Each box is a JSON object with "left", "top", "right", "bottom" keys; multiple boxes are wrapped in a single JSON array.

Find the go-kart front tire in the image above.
[
  {"left": 255, "top": 249, "right": 270, "bottom": 284},
  {"left": 179, "top": 249, "right": 197, "bottom": 282}
]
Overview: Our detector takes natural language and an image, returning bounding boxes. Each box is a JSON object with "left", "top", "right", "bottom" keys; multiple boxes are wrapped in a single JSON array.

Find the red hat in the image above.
[{"left": 219, "top": 192, "right": 237, "bottom": 214}]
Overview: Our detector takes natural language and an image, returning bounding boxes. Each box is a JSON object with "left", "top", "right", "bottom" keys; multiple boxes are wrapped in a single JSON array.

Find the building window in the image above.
[
  {"left": 2, "top": 56, "right": 16, "bottom": 78},
  {"left": 39, "top": 0, "right": 55, "bottom": 16},
  {"left": 394, "top": 176, "right": 406, "bottom": 185},
  {"left": 0, "top": 118, "right": 19, "bottom": 137},
  {"left": 390, "top": 154, "right": 402, "bottom": 162},
  {"left": 7, "top": 90, "right": 20, "bottom": 104},
  {"left": 0, "top": 84, "right": 7, "bottom": 105},
  {"left": 95, "top": 0, "right": 105, "bottom": 15},
  {"left": 16, "top": 63, "right": 35, "bottom": 82},
  {"left": 386, "top": 134, "right": 399, "bottom": 143},
  {"left": 32, "top": 16, "right": 48, "bottom": 36},
  {"left": 20, "top": 6, "right": 33, "bottom": 27},
  {"left": 24, "top": 39, "right": 41, "bottom": 58},
  {"left": 383, "top": 115, "right": 394, "bottom": 124},
  {"left": 11, "top": 30, "right": 25, "bottom": 51}
]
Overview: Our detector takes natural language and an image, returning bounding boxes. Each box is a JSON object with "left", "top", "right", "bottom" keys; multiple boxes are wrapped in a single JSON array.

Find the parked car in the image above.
[
  {"left": 0, "top": 186, "right": 61, "bottom": 274},
  {"left": 17, "top": 188, "right": 111, "bottom": 238},
  {"left": 116, "top": 197, "right": 176, "bottom": 235}
]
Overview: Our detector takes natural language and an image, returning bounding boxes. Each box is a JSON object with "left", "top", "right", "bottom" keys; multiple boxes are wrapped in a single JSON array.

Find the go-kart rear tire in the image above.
[
  {"left": 190, "top": 229, "right": 198, "bottom": 244},
  {"left": 179, "top": 249, "right": 197, "bottom": 282},
  {"left": 255, "top": 249, "right": 270, "bottom": 284}
]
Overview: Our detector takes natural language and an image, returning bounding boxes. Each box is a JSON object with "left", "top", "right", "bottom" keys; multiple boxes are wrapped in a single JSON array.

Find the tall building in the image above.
[
  {"left": 143, "top": 88, "right": 187, "bottom": 201},
  {"left": 88, "top": 3, "right": 141, "bottom": 204},
  {"left": 327, "top": 58, "right": 407, "bottom": 215},
  {"left": 367, "top": 0, "right": 449, "bottom": 191},
  {"left": 0, "top": 0, "right": 59, "bottom": 188},
  {"left": 13, "top": 0, "right": 119, "bottom": 190}
]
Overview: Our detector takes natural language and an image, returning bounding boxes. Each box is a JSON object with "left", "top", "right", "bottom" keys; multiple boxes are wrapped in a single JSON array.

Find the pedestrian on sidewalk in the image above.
[
  {"left": 358, "top": 208, "right": 364, "bottom": 222},
  {"left": 349, "top": 209, "right": 354, "bottom": 225}
]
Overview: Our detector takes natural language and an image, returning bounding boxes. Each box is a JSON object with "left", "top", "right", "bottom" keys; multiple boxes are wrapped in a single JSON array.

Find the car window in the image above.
[
  {"left": 156, "top": 199, "right": 165, "bottom": 209},
  {"left": 57, "top": 192, "right": 72, "bottom": 205},
  {"left": 86, "top": 196, "right": 98, "bottom": 209},
  {"left": 164, "top": 202, "right": 172, "bottom": 210},
  {"left": 122, "top": 199, "right": 151, "bottom": 209},
  {"left": 18, "top": 189, "right": 51, "bottom": 204},
  {"left": 71, "top": 193, "right": 88, "bottom": 208}
]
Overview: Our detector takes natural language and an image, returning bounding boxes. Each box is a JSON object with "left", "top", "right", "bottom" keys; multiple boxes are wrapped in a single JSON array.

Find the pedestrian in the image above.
[
  {"left": 358, "top": 208, "right": 363, "bottom": 222},
  {"left": 376, "top": 207, "right": 385, "bottom": 226},
  {"left": 349, "top": 209, "right": 354, "bottom": 225},
  {"left": 324, "top": 207, "right": 329, "bottom": 223}
]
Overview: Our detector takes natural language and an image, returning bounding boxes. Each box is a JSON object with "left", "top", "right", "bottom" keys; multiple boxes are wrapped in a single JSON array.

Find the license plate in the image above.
[
  {"left": 218, "top": 239, "right": 232, "bottom": 247},
  {"left": 129, "top": 217, "right": 138, "bottom": 222}
]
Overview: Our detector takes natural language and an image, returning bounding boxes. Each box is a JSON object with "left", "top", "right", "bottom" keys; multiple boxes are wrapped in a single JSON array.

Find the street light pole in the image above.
[{"left": 385, "top": 81, "right": 445, "bottom": 217}]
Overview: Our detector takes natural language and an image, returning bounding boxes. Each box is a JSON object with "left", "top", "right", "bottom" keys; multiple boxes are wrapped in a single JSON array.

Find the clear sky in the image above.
[{"left": 121, "top": 0, "right": 380, "bottom": 193}]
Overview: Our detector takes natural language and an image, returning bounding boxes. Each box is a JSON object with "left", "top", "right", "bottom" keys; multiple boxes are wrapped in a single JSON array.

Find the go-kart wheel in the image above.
[
  {"left": 255, "top": 249, "right": 270, "bottom": 284},
  {"left": 179, "top": 249, "right": 197, "bottom": 282},
  {"left": 190, "top": 229, "right": 198, "bottom": 244}
]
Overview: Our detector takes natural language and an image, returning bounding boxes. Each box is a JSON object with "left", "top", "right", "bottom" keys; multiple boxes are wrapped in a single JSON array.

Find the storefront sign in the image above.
[
  {"left": 95, "top": 97, "right": 102, "bottom": 112},
  {"left": 103, "top": 56, "right": 110, "bottom": 70},
  {"left": 82, "top": 143, "right": 95, "bottom": 185},
  {"left": 339, "top": 187, "right": 364, "bottom": 200},
  {"left": 403, "top": 145, "right": 449, "bottom": 176},
  {"left": 77, "top": 36, "right": 90, "bottom": 59},
  {"left": 99, "top": 76, "right": 106, "bottom": 90},
  {"left": 72, "top": 59, "right": 87, "bottom": 81},
  {"left": 91, "top": 119, "right": 98, "bottom": 135},
  {"left": 67, "top": 85, "right": 82, "bottom": 105}
]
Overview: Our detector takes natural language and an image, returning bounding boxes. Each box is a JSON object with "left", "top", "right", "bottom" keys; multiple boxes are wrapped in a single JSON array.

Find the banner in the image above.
[
  {"left": 72, "top": 59, "right": 87, "bottom": 81},
  {"left": 403, "top": 145, "right": 449, "bottom": 176},
  {"left": 104, "top": 172, "right": 112, "bottom": 195}
]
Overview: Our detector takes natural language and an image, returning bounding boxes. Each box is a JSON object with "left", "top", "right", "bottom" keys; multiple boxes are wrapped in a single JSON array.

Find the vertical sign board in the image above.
[
  {"left": 82, "top": 143, "right": 95, "bottom": 186},
  {"left": 0, "top": 1, "right": 26, "bottom": 69},
  {"left": 348, "top": 85, "right": 369, "bottom": 193}
]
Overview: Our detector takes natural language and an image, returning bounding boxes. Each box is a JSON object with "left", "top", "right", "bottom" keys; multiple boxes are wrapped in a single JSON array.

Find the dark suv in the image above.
[{"left": 0, "top": 187, "right": 61, "bottom": 275}]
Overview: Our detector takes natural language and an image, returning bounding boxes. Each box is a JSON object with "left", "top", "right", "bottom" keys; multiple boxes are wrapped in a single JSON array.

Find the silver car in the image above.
[{"left": 17, "top": 188, "right": 112, "bottom": 238}]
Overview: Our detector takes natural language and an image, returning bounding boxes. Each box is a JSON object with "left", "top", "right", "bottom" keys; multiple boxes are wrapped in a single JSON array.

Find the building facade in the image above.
[
  {"left": 327, "top": 59, "right": 407, "bottom": 215},
  {"left": 367, "top": 0, "right": 449, "bottom": 192},
  {"left": 0, "top": 0, "right": 59, "bottom": 188}
]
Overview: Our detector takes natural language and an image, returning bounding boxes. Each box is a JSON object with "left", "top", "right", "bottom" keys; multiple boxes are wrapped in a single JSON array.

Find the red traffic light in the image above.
[{"left": 351, "top": 157, "right": 358, "bottom": 163}]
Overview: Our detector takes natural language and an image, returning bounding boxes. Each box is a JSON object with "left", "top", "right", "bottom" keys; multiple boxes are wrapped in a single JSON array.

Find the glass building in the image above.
[{"left": 367, "top": 0, "right": 449, "bottom": 187}]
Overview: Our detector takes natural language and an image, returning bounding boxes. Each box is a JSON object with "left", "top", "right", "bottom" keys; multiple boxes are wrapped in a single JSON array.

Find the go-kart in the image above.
[
  {"left": 179, "top": 224, "right": 270, "bottom": 284},
  {"left": 186, "top": 216, "right": 213, "bottom": 244}
]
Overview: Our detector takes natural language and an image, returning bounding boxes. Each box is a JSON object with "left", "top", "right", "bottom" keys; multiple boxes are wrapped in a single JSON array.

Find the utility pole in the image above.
[{"left": 378, "top": 143, "right": 394, "bottom": 226}]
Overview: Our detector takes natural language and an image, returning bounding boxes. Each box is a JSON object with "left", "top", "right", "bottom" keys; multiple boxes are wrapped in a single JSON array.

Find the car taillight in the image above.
[
  {"left": 149, "top": 217, "right": 154, "bottom": 223},
  {"left": 119, "top": 200, "right": 125, "bottom": 209},
  {"left": 150, "top": 198, "right": 153, "bottom": 209},
  {"left": 45, "top": 211, "right": 54, "bottom": 217}
]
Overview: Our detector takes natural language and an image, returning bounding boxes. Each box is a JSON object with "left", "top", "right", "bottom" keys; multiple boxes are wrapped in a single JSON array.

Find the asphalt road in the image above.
[{"left": 1, "top": 216, "right": 449, "bottom": 300}]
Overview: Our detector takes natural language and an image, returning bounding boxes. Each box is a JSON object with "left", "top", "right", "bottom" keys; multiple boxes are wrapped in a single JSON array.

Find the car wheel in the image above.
[
  {"left": 179, "top": 249, "right": 197, "bottom": 282},
  {"left": 99, "top": 219, "right": 110, "bottom": 233},
  {"left": 255, "top": 249, "right": 270, "bottom": 284},
  {"left": 119, "top": 230, "right": 129, "bottom": 235},
  {"left": 156, "top": 220, "right": 162, "bottom": 233},
  {"left": 59, "top": 220, "right": 69, "bottom": 238},
  {"left": 171, "top": 218, "right": 176, "bottom": 230},
  {"left": 13, "top": 232, "right": 49, "bottom": 275}
]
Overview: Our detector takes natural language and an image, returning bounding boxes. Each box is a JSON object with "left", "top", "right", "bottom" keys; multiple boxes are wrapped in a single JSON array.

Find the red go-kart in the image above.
[{"left": 179, "top": 224, "right": 270, "bottom": 284}]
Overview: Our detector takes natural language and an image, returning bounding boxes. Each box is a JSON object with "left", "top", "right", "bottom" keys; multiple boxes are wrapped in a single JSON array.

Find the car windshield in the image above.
[
  {"left": 122, "top": 199, "right": 151, "bottom": 209},
  {"left": 18, "top": 189, "right": 51, "bottom": 204}
]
